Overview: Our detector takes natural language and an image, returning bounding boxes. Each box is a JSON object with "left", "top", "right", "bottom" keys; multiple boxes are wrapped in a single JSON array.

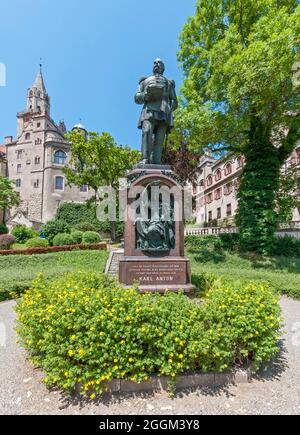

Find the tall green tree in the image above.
[
  {"left": 0, "top": 176, "right": 20, "bottom": 223},
  {"left": 64, "top": 131, "right": 140, "bottom": 240},
  {"left": 177, "top": 0, "right": 300, "bottom": 253}
]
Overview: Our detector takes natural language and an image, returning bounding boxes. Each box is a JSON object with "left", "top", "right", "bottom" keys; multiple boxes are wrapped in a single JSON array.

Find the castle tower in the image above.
[
  {"left": 5, "top": 67, "right": 92, "bottom": 227},
  {"left": 26, "top": 66, "right": 50, "bottom": 115}
]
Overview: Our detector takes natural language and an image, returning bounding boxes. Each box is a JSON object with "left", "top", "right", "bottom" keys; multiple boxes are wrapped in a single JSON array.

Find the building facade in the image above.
[
  {"left": 2, "top": 69, "right": 92, "bottom": 228},
  {"left": 194, "top": 143, "right": 300, "bottom": 227}
]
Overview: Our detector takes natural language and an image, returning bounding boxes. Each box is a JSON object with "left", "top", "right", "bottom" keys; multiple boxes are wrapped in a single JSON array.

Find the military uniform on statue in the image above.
[{"left": 119, "top": 59, "right": 194, "bottom": 293}]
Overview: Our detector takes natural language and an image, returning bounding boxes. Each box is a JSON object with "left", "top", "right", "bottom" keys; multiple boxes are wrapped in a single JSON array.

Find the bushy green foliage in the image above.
[
  {"left": 185, "top": 235, "right": 223, "bottom": 253},
  {"left": 70, "top": 230, "right": 84, "bottom": 245},
  {"left": 270, "top": 236, "right": 300, "bottom": 258},
  {"left": 0, "top": 250, "right": 108, "bottom": 301},
  {"left": 53, "top": 233, "right": 74, "bottom": 247},
  {"left": 56, "top": 203, "right": 100, "bottom": 229},
  {"left": 0, "top": 224, "right": 8, "bottom": 235},
  {"left": 177, "top": 0, "right": 300, "bottom": 253},
  {"left": 191, "top": 272, "right": 218, "bottom": 297},
  {"left": 16, "top": 272, "right": 281, "bottom": 397},
  {"left": 41, "top": 220, "right": 71, "bottom": 245},
  {"left": 0, "top": 175, "right": 20, "bottom": 212},
  {"left": 73, "top": 222, "right": 100, "bottom": 233},
  {"left": 189, "top": 250, "right": 300, "bottom": 300},
  {"left": 185, "top": 233, "right": 300, "bottom": 259},
  {"left": 25, "top": 238, "right": 50, "bottom": 248},
  {"left": 56, "top": 203, "right": 123, "bottom": 240},
  {"left": 236, "top": 141, "right": 281, "bottom": 254},
  {"left": 11, "top": 225, "right": 36, "bottom": 244},
  {"left": 218, "top": 233, "right": 240, "bottom": 252},
  {"left": 82, "top": 231, "right": 101, "bottom": 244},
  {"left": 0, "top": 234, "right": 16, "bottom": 250}
]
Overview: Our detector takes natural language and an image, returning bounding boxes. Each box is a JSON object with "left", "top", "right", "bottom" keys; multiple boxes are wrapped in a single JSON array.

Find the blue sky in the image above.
[{"left": 0, "top": 0, "right": 196, "bottom": 149}]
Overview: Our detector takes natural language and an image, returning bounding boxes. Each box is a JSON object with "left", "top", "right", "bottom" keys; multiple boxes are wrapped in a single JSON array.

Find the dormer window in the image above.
[{"left": 54, "top": 150, "right": 67, "bottom": 165}]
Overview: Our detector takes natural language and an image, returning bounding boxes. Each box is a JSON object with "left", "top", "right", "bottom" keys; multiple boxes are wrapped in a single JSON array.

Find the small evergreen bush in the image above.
[
  {"left": 41, "top": 220, "right": 71, "bottom": 245},
  {"left": 82, "top": 231, "right": 101, "bottom": 244},
  {"left": 11, "top": 225, "right": 36, "bottom": 244},
  {"left": 71, "top": 230, "right": 84, "bottom": 245},
  {"left": 25, "top": 238, "right": 50, "bottom": 248},
  {"left": 53, "top": 233, "right": 74, "bottom": 247}
]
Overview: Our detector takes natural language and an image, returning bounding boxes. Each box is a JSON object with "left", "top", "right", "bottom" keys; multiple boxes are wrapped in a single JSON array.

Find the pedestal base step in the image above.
[{"left": 138, "top": 284, "right": 195, "bottom": 294}]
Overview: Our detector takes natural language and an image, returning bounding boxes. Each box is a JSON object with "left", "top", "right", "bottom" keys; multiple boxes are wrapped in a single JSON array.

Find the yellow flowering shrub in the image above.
[{"left": 16, "top": 272, "right": 281, "bottom": 396}]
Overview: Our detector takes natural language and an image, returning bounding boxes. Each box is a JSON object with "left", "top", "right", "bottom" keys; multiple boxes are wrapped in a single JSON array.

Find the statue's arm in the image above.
[
  {"left": 169, "top": 80, "right": 179, "bottom": 111},
  {"left": 135, "top": 78, "right": 147, "bottom": 105}
]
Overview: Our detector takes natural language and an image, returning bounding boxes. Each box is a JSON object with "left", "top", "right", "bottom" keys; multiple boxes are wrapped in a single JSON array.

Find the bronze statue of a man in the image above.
[{"left": 135, "top": 59, "right": 178, "bottom": 165}]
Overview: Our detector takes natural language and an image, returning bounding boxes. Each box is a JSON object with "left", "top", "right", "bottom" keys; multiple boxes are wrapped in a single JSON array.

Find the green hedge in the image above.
[
  {"left": 270, "top": 235, "right": 300, "bottom": 258},
  {"left": 16, "top": 272, "right": 281, "bottom": 397},
  {"left": 70, "top": 230, "right": 84, "bottom": 244},
  {"left": 56, "top": 203, "right": 100, "bottom": 228},
  {"left": 26, "top": 238, "right": 49, "bottom": 248},
  {"left": 53, "top": 233, "right": 74, "bottom": 247},
  {"left": 185, "top": 233, "right": 300, "bottom": 258},
  {"left": 82, "top": 231, "right": 101, "bottom": 244},
  {"left": 0, "top": 250, "right": 108, "bottom": 301},
  {"left": 55, "top": 202, "right": 124, "bottom": 240}
]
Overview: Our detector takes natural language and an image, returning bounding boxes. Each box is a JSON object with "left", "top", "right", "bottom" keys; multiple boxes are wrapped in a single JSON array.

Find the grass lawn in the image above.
[
  {"left": 188, "top": 250, "right": 300, "bottom": 299},
  {"left": 0, "top": 250, "right": 108, "bottom": 301}
]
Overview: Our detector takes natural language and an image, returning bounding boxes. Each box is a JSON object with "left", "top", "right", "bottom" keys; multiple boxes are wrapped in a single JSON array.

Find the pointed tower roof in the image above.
[{"left": 33, "top": 65, "right": 46, "bottom": 92}]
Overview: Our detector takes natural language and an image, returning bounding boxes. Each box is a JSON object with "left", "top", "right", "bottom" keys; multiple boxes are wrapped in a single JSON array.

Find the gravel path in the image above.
[{"left": 0, "top": 297, "right": 299, "bottom": 415}]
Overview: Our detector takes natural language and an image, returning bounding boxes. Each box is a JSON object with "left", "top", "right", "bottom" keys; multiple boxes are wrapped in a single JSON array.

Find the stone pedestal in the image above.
[{"left": 119, "top": 167, "right": 194, "bottom": 293}]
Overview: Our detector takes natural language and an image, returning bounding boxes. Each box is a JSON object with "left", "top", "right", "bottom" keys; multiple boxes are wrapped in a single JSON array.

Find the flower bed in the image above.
[
  {"left": 16, "top": 272, "right": 281, "bottom": 398},
  {"left": 0, "top": 242, "right": 107, "bottom": 256}
]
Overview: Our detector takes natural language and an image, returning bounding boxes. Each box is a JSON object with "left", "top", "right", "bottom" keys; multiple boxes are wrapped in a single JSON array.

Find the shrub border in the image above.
[{"left": 0, "top": 243, "right": 107, "bottom": 256}]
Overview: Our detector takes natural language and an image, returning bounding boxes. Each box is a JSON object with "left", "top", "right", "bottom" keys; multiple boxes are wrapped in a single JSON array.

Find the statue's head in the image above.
[{"left": 153, "top": 58, "right": 165, "bottom": 75}]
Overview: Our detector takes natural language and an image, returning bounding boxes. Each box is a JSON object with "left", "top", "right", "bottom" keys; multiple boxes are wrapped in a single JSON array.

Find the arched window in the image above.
[
  {"left": 215, "top": 169, "right": 222, "bottom": 182},
  {"left": 25, "top": 133, "right": 31, "bottom": 141},
  {"left": 206, "top": 175, "right": 213, "bottom": 187},
  {"left": 54, "top": 150, "right": 67, "bottom": 165},
  {"left": 55, "top": 176, "right": 64, "bottom": 191},
  {"left": 224, "top": 163, "right": 232, "bottom": 176}
]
